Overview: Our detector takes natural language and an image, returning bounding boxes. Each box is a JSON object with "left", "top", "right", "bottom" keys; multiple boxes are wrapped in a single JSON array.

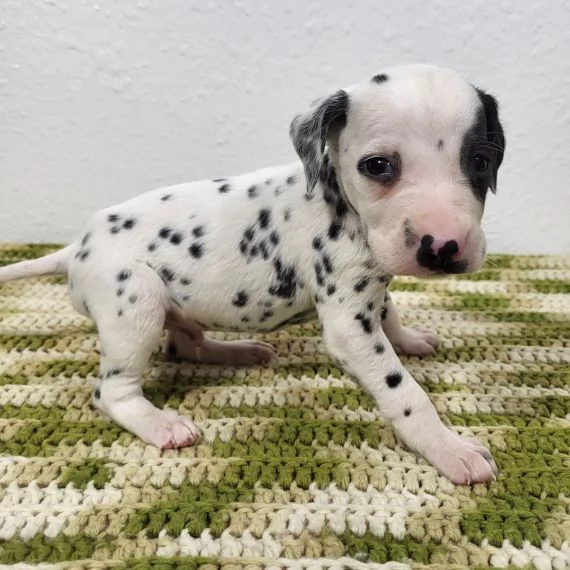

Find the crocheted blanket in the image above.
[{"left": 0, "top": 244, "right": 568, "bottom": 570}]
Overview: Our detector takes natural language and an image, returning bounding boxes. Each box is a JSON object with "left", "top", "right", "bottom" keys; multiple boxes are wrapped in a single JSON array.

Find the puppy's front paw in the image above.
[
  {"left": 139, "top": 410, "right": 202, "bottom": 450},
  {"left": 391, "top": 326, "right": 439, "bottom": 356},
  {"left": 424, "top": 430, "right": 498, "bottom": 485}
]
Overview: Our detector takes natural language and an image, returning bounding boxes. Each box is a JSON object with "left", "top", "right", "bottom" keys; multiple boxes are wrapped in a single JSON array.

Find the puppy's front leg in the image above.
[{"left": 317, "top": 289, "right": 498, "bottom": 485}]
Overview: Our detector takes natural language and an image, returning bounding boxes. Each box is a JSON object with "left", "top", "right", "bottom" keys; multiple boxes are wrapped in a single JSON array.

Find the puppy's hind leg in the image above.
[
  {"left": 85, "top": 262, "right": 201, "bottom": 449},
  {"left": 165, "top": 327, "right": 275, "bottom": 366}
]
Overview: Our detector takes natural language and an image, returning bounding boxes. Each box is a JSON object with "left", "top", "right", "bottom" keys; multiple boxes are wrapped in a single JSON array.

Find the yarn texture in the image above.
[{"left": 0, "top": 244, "right": 568, "bottom": 569}]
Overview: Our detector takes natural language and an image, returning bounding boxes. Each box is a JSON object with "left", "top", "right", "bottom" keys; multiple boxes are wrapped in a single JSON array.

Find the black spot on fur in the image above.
[
  {"left": 128, "top": 294, "right": 137, "bottom": 304},
  {"left": 170, "top": 232, "right": 184, "bottom": 245},
  {"left": 123, "top": 219, "right": 136, "bottom": 230},
  {"left": 354, "top": 278, "right": 369, "bottom": 293},
  {"left": 355, "top": 312, "right": 374, "bottom": 334},
  {"left": 326, "top": 283, "right": 336, "bottom": 296},
  {"left": 76, "top": 250, "right": 90, "bottom": 261},
  {"left": 259, "top": 241, "right": 270, "bottom": 260},
  {"left": 386, "top": 372, "right": 402, "bottom": 388},
  {"left": 312, "top": 237, "right": 323, "bottom": 250},
  {"left": 286, "top": 175, "right": 297, "bottom": 185},
  {"left": 159, "top": 227, "right": 172, "bottom": 239},
  {"left": 241, "top": 316, "right": 250, "bottom": 323},
  {"left": 374, "top": 343, "right": 384, "bottom": 354},
  {"left": 213, "top": 178, "right": 227, "bottom": 183},
  {"left": 180, "top": 277, "right": 191, "bottom": 286},
  {"left": 265, "top": 179, "right": 272, "bottom": 185},
  {"left": 117, "top": 270, "right": 131, "bottom": 282},
  {"left": 269, "top": 231, "right": 279, "bottom": 245},
  {"left": 233, "top": 290, "right": 248, "bottom": 307},
  {"left": 189, "top": 243, "right": 204, "bottom": 258},
  {"left": 159, "top": 267, "right": 175, "bottom": 283},
  {"left": 260, "top": 310, "right": 274, "bottom": 322},
  {"left": 328, "top": 221, "right": 342, "bottom": 240},
  {"left": 161, "top": 194, "right": 172, "bottom": 201},
  {"left": 314, "top": 263, "right": 325, "bottom": 287},
  {"left": 251, "top": 244, "right": 260, "bottom": 257},
  {"left": 239, "top": 240, "right": 248, "bottom": 255},
  {"left": 116, "top": 288, "right": 124, "bottom": 297},
  {"left": 269, "top": 257, "right": 297, "bottom": 299},
  {"left": 182, "top": 294, "right": 190, "bottom": 302},
  {"left": 81, "top": 232, "right": 91, "bottom": 247},
  {"left": 381, "top": 307, "right": 388, "bottom": 320},
  {"left": 322, "top": 254, "right": 333, "bottom": 274},
  {"left": 248, "top": 185, "right": 258, "bottom": 198},
  {"left": 372, "top": 73, "right": 388, "bottom": 83},
  {"left": 335, "top": 199, "right": 348, "bottom": 219},
  {"left": 117, "top": 309, "right": 123, "bottom": 317},
  {"left": 244, "top": 226, "right": 255, "bottom": 241},
  {"left": 148, "top": 242, "right": 157, "bottom": 252},
  {"left": 93, "top": 387, "right": 101, "bottom": 399},
  {"left": 192, "top": 226, "right": 205, "bottom": 238},
  {"left": 437, "top": 139, "right": 444, "bottom": 151},
  {"left": 107, "top": 214, "right": 120, "bottom": 223},
  {"left": 110, "top": 226, "right": 121, "bottom": 235},
  {"left": 404, "top": 407, "right": 412, "bottom": 417},
  {"left": 284, "top": 208, "right": 292, "bottom": 222},
  {"left": 219, "top": 183, "right": 231, "bottom": 193},
  {"left": 107, "top": 368, "right": 122, "bottom": 377},
  {"left": 258, "top": 208, "right": 271, "bottom": 229}
]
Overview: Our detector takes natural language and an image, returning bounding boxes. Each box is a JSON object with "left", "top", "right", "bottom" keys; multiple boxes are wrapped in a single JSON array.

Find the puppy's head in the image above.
[{"left": 290, "top": 64, "right": 505, "bottom": 276}]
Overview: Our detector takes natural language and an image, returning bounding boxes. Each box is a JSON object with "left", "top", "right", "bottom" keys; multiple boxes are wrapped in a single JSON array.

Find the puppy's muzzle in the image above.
[{"left": 416, "top": 235, "right": 467, "bottom": 274}]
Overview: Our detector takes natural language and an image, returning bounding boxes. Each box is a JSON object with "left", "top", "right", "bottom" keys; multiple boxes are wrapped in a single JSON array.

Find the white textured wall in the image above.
[{"left": 1, "top": 0, "right": 569, "bottom": 254}]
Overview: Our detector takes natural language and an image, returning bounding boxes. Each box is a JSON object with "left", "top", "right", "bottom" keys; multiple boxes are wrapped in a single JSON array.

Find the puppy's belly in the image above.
[{"left": 174, "top": 292, "right": 316, "bottom": 333}]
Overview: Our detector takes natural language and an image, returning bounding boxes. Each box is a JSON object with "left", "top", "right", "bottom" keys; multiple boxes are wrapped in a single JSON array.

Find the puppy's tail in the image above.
[{"left": 0, "top": 245, "right": 73, "bottom": 283}]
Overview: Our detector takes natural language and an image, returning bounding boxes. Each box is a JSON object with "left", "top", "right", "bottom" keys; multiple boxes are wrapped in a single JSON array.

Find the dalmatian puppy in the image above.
[{"left": 0, "top": 64, "right": 505, "bottom": 485}]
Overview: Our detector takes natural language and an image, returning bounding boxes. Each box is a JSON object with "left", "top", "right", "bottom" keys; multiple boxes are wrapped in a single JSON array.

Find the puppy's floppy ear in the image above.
[
  {"left": 289, "top": 89, "right": 349, "bottom": 196},
  {"left": 476, "top": 88, "right": 506, "bottom": 192}
]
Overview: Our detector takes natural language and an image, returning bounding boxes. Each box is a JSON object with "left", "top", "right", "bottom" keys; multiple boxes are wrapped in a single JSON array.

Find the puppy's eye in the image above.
[
  {"left": 472, "top": 154, "right": 490, "bottom": 173},
  {"left": 359, "top": 157, "right": 395, "bottom": 180}
]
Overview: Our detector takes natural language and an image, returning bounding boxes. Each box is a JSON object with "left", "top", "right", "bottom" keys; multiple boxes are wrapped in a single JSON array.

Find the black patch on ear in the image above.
[
  {"left": 372, "top": 73, "right": 388, "bottom": 83},
  {"left": 462, "top": 88, "right": 506, "bottom": 201},
  {"left": 289, "top": 90, "right": 349, "bottom": 196}
]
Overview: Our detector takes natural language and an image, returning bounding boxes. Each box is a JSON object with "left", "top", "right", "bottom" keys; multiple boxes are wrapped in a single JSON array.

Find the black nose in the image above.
[{"left": 417, "top": 235, "right": 463, "bottom": 273}]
